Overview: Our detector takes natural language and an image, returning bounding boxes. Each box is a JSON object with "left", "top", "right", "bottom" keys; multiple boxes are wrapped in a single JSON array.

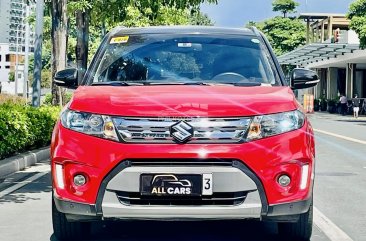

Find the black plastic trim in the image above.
[
  {"left": 266, "top": 198, "right": 312, "bottom": 217},
  {"left": 95, "top": 160, "right": 132, "bottom": 214},
  {"left": 232, "top": 160, "right": 269, "bottom": 215},
  {"left": 53, "top": 197, "right": 97, "bottom": 217}
]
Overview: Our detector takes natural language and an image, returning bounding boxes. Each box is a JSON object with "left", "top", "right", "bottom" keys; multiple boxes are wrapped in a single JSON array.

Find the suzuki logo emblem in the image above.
[{"left": 170, "top": 121, "right": 194, "bottom": 143}]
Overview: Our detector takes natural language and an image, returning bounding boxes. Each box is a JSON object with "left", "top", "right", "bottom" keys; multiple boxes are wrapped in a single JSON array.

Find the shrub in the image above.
[
  {"left": 8, "top": 71, "right": 15, "bottom": 82},
  {"left": 44, "top": 92, "right": 73, "bottom": 106},
  {"left": 0, "top": 102, "right": 60, "bottom": 160},
  {"left": 0, "top": 94, "right": 26, "bottom": 105}
]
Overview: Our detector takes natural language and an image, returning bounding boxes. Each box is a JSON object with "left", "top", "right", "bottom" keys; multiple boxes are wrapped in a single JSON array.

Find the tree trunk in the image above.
[
  {"left": 76, "top": 10, "right": 90, "bottom": 85},
  {"left": 51, "top": 0, "right": 68, "bottom": 106},
  {"left": 101, "top": 20, "right": 106, "bottom": 39}
]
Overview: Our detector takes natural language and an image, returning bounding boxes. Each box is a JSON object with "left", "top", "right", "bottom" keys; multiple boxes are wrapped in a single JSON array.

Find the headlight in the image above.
[
  {"left": 246, "top": 110, "right": 305, "bottom": 141},
  {"left": 61, "top": 109, "right": 119, "bottom": 141}
]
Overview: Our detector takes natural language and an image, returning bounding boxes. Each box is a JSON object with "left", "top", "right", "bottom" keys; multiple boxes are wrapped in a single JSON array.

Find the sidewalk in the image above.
[
  {"left": 309, "top": 111, "right": 366, "bottom": 122},
  {"left": 0, "top": 147, "right": 50, "bottom": 178}
]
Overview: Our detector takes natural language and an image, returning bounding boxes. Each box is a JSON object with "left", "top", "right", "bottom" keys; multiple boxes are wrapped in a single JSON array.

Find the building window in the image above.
[
  {"left": 5, "top": 66, "right": 10, "bottom": 69},
  {"left": 6, "top": 54, "right": 10, "bottom": 62}
]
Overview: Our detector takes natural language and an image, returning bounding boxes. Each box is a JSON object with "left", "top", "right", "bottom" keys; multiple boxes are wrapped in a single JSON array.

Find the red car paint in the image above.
[{"left": 51, "top": 85, "right": 315, "bottom": 206}]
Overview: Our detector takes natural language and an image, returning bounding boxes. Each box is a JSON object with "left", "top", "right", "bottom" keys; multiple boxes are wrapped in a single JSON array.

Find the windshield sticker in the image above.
[
  {"left": 178, "top": 43, "right": 192, "bottom": 48},
  {"left": 251, "top": 39, "right": 260, "bottom": 44},
  {"left": 110, "top": 36, "right": 129, "bottom": 44}
]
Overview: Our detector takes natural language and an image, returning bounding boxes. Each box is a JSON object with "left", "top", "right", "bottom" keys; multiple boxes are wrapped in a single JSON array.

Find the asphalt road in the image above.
[{"left": 0, "top": 112, "right": 365, "bottom": 241}]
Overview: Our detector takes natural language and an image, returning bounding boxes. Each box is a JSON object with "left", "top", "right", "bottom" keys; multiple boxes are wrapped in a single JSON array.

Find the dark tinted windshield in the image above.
[{"left": 88, "top": 34, "right": 279, "bottom": 86}]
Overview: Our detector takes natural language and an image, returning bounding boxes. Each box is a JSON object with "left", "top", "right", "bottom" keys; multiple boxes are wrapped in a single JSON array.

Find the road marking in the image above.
[
  {"left": 313, "top": 129, "right": 366, "bottom": 145},
  {"left": 314, "top": 206, "right": 354, "bottom": 241},
  {"left": 0, "top": 164, "right": 50, "bottom": 199}
]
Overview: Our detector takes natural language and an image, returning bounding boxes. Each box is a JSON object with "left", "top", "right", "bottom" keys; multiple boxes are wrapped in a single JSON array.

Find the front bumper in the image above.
[
  {"left": 54, "top": 196, "right": 312, "bottom": 222},
  {"left": 52, "top": 122, "right": 315, "bottom": 221}
]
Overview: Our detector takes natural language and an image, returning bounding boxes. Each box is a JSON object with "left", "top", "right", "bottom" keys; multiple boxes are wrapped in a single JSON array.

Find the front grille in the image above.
[
  {"left": 116, "top": 191, "right": 247, "bottom": 206},
  {"left": 112, "top": 117, "right": 252, "bottom": 144}
]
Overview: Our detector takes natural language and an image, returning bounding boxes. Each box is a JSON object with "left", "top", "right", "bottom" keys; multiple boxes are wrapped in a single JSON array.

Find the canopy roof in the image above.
[{"left": 278, "top": 43, "right": 360, "bottom": 66}]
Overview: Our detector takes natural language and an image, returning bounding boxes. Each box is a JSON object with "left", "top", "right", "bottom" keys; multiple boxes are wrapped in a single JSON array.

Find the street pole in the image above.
[
  {"left": 14, "top": 24, "right": 21, "bottom": 96},
  {"left": 24, "top": 5, "right": 30, "bottom": 100},
  {"left": 32, "top": 0, "right": 44, "bottom": 107}
]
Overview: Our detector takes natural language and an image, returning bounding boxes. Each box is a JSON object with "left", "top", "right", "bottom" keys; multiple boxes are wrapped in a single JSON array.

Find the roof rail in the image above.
[
  {"left": 248, "top": 26, "right": 262, "bottom": 38},
  {"left": 109, "top": 26, "right": 128, "bottom": 35}
]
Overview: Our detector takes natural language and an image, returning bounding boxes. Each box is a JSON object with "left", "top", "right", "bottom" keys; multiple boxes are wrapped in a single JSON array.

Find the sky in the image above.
[{"left": 201, "top": 0, "right": 355, "bottom": 27}]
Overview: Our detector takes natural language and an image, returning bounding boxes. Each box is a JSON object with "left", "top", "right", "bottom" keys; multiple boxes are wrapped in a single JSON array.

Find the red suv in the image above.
[{"left": 51, "top": 26, "right": 318, "bottom": 241}]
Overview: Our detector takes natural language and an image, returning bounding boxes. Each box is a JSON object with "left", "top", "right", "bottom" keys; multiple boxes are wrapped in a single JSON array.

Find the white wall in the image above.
[{"left": 0, "top": 43, "right": 11, "bottom": 84}]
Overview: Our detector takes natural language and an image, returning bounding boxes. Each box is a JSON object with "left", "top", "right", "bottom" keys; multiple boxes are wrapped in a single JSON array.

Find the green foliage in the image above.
[
  {"left": 29, "top": 69, "right": 52, "bottom": 89},
  {"left": 190, "top": 11, "right": 214, "bottom": 26},
  {"left": 0, "top": 103, "right": 60, "bottom": 160},
  {"left": 8, "top": 71, "right": 15, "bottom": 82},
  {"left": 256, "top": 17, "right": 306, "bottom": 56},
  {"left": 247, "top": 1, "right": 304, "bottom": 56},
  {"left": 348, "top": 0, "right": 366, "bottom": 49},
  {"left": 44, "top": 92, "right": 73, "bottom": 105},
  {"left": 272, "top": 0, "right": 299, "bottom": 17}
]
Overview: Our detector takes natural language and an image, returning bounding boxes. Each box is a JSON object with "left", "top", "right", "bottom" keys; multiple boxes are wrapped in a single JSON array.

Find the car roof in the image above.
[{"left": 110, "top": 26, "right": 257, "bottom": 37}]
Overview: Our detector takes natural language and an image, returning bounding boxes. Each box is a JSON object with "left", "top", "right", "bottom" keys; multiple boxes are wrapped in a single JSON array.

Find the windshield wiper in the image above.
[{"left": 91, "top": 81, "right": 145, "bottom": 86}]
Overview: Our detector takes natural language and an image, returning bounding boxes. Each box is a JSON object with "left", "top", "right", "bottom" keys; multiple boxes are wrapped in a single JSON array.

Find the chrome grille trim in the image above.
[{"left": 112, "top": 117, "right": 252, "bottom": 143}]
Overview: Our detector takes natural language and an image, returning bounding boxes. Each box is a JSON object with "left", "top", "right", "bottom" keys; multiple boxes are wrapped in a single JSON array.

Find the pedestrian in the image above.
[
  {"left": 352, "top": 94, "right": 361, "bottom": 119},
  {"left": 339, "top": 94, "right": 347, "bottom": 116}
]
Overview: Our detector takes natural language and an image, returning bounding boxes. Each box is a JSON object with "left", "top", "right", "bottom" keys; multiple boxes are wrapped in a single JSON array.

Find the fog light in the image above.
[
  {"left": 73, "top": 174, "right": 87, "bottom": 186},
  {"left": 278, "top": 174, "right": 291, "bottom": 187}
]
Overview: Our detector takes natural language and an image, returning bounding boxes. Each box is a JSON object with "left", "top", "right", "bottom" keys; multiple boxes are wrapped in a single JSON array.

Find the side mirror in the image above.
[
  {"left": 290, "top": 68, "right": 320, "bottom": 90},
  {"left": 54, "top": 68, "right": 78, "bottom": 89}
]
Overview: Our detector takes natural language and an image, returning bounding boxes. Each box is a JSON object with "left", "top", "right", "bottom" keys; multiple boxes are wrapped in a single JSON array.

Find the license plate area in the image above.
[{"left": 140, "top": 174, "right": 212, "bottom": 197}]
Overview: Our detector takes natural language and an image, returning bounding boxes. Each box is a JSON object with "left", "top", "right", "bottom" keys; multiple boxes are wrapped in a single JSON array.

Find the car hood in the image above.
[{"left": 69, "top": 86, "right": 299, "bottom": 117}]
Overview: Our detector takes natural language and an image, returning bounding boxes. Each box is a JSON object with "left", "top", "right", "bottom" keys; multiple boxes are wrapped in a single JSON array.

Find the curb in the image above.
[{"left": 0, "top": 147, "right": 50, "bottom": 178}]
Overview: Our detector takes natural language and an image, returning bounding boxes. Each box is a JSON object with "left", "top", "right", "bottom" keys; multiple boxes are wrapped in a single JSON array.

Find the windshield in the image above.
[{"left": 88, "top": 34, "right": 280, "bottom": 86}]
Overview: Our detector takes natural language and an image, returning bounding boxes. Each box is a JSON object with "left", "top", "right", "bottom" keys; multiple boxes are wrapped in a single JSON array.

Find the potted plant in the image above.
[
  {"left": 314, "top": 99, "right": 320, "bottom": 111},
  {"left": 320, "top": 98, "right": 327, "bottom": 111},
  {"left": 327, "top": 99, "right": 337, "bottom": 113}
]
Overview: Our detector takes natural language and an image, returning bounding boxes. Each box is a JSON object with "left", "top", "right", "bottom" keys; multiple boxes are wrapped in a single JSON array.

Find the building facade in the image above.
[
  {"left": 279, "top": 13, "right": 366, "bottom": 103},
  {"left": 0, "top": 0, "right": 35, "bottom": 94}
]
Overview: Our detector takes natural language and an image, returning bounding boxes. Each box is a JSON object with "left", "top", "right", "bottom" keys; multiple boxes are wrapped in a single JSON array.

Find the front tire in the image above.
[
  {"left": 52, "top": 199, "right": 90, "bottom": 240},
  {"left": 278, "top": 201, "right": 313, "bottom": 241}
]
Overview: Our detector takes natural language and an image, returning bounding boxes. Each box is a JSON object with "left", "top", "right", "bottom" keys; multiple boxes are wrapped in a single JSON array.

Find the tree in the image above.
[
  {"left": 348, "top": 0, "right": 366, "bottom": 49},
  {"left": 190, "top": 11, "right": 214, "bottom": 26},
  {"left": 260, "top": 17, "right": 306, "bottom": 55},
  {"left": 51, "top": 0, "right": 68, "bottom": 106},
  {"left": 247, "top": 0, "right": 305, "bottom": 55},
  {"left": 272, "top": 0, "right": 299, "bottom": 18}
]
